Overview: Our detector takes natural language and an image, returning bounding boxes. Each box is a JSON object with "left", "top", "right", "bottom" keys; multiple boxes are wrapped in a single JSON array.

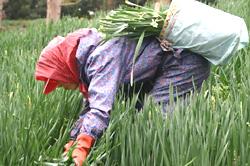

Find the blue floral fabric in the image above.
[{"left": 70, "top": 30, "right": 210, "bottom": 140}]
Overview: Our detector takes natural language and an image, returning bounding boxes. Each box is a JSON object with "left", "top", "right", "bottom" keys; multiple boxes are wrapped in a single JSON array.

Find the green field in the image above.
[{"left": 0, "top": 0, "right": 249, "bottom": 165}]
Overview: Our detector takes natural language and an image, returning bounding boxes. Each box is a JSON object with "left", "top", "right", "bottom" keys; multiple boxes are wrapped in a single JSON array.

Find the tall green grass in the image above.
[
  {"left": 0, "top": 17, "right": 100, "bottom": 165},
  {"left": 0, "top": 0, "right": 249, "bottom": 165}
]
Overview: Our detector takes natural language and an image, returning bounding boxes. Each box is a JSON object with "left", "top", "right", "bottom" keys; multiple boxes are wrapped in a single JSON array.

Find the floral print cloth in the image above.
[{"left": 70, "top": 30, "right": 210, "bottom": 140}]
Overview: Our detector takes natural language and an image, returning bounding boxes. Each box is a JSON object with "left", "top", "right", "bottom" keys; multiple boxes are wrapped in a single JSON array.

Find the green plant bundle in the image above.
[
  {"left": 99, "top": 0, "right": 167, "bottom": 40},
  {"left": 99, "top": 1, "right": 168, "bottom": 85}
]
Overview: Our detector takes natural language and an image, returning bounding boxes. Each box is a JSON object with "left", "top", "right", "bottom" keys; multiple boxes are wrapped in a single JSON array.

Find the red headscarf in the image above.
[{"left": 35, "top": 28, "right": 91, "bottom": 98}]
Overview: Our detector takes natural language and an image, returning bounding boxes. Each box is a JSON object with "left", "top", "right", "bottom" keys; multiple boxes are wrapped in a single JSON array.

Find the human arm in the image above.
[
  {"left": 65, "top": 37, "right": 131, "bottom": 165},
  {"left": 79, "top": 37, "right": 130, "bottom": 138}
]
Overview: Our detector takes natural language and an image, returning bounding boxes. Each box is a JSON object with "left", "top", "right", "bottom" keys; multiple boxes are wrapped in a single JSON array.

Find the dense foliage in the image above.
[
  {"left": 3, "top": 0, "right": 103, "bottom": 19},
  {"left": 3, "top": 0, "right": 46, "bottom": 19},
  {"left": 3, "top": 0, "right": 217, "bottom": 19},
  {"left": 0, "top": 0, "right": 248, "bottom": 165}
]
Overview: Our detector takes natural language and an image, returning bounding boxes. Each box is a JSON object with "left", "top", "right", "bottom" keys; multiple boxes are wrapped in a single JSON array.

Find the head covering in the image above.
[{"left": 35, "top": 29, "right": 92, "bottom": 98}]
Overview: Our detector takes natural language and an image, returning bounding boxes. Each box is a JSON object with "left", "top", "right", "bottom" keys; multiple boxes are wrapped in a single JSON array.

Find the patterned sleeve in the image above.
[
  {"left": 77, "top": 108, "right": 110, "bottom": 139},
  {"left": 77, "top": 37, "right": 132, "bottom": 139}
]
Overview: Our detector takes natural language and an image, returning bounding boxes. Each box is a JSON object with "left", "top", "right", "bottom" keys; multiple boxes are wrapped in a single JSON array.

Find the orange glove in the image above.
[
  {"left": 64, "top": 134, "right": 95, "bottom": 166},
  {"left": 63, "top": 140, "right": 74, "bottom": 156}
]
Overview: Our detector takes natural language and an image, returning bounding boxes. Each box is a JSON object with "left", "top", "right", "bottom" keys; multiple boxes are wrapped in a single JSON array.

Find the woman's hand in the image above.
[{"left": 64, "top": 134, "right": 95, "bottom": 166}]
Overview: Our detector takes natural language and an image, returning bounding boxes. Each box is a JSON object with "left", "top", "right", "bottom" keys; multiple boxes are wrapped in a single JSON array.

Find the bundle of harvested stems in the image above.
[
  {"left": 99, "top": 0, "right": 167, "bottom": 40},
  {"left": 99, "top": 0, "right": 168, "bottom": 85}
]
